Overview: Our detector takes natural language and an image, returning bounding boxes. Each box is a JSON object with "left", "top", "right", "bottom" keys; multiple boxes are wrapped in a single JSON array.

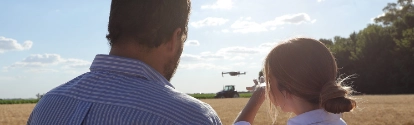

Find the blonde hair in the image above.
[{"left": 263, "top": 38, "right": 356, "bottom": 123}]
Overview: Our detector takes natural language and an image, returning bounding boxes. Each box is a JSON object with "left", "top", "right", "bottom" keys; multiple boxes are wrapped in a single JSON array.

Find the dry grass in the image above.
[
  {"left": 1, "top": 95, "right": 413, "bottom": 125},
  {"left": 202, "top": 95, "right": 414, "bottom": 125},
  {"left": 0, "top": 104, "right": 35, "bottom": 125}
]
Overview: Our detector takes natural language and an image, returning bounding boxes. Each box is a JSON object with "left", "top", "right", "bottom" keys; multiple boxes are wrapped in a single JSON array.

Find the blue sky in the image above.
[{"left": 0, "top": 0, "right": 395, "bottom": 98}]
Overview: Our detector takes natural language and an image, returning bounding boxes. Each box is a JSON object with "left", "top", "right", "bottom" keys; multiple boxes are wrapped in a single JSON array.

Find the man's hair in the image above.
[{"left": 106, "top": 0, "right": 191, "bottom": 48}]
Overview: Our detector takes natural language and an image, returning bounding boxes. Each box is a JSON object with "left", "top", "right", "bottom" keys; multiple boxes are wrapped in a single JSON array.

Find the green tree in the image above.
[{"left": 320, "top": 0, "right": 414, "bottom": 94}]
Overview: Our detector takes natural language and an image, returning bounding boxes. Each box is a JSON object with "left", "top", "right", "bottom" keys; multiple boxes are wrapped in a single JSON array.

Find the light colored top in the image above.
[
  {"left": 27, "top": 54, "right": 222, "bottom": 125},
  {"left": 259, "top": 76, "right": 265, "bottom": 83},
  {"left": 234, "top": 109, "right": 346, "bottom": 125},
  {"left": 251, "top": 85, "right": 259, "bottom": 92}
]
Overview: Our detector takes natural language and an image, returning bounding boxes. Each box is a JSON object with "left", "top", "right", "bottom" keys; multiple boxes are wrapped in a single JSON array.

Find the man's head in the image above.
[
  {"left": 253, "top": 79, "right": 258, "bottom": 85},
  {"left": 106, "top": 0, "right": 191, "bottom": 81},
  {"left": 259, "top": 76, "right": 265, "bottom": 83}
]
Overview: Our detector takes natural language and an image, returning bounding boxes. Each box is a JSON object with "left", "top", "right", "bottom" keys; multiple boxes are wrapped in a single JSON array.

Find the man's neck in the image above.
[{"left": 109, "top": 44, "right": 166, "bottom": 78}]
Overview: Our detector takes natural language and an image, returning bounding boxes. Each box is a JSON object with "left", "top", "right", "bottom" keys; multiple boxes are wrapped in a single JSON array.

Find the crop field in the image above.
[
  {"left": 1, "top": 95, "right": 413, "bottom": 125},
  {"left": 0, "top": 93, "right": 252, "bottom": 104},
  {"left": 189, "top": 92, "right": 252, "bottom": 99}
]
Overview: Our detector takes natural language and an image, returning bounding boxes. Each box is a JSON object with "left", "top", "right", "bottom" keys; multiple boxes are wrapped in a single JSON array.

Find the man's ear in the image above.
[{"left": 166, "top": 28, "right": 182, "bottom": 52}]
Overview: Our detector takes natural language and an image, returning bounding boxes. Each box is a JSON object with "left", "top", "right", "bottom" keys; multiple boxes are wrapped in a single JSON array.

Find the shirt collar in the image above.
[
  {"left": 89, "top": 54, "right": 175, "bottom": 89},
  {"left": 287, "top": 109, "right": 342, "bottom": 125}
]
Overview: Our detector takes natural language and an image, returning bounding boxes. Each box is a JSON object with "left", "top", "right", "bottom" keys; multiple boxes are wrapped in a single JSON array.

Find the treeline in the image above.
[
  {"left": 0, "top": 93, "right": 253, "bottom": 104},
  {"left": 189, "top": 93, "right": 252, "bottom": 99},
  {"left": 0, "top": 99, "right": 39, "bottom": 104},
  {"left": 320, "top": 0, "right": 414, "bottom": 94}
]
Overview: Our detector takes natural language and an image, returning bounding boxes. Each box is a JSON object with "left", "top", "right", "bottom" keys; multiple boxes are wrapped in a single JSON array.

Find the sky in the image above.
[{"left": 0, "top": 0, "right": 396, "bottom": 98}]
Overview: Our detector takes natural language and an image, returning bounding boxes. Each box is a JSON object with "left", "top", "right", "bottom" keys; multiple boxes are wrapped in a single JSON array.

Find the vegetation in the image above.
[
  {"left": 320, "top": 0, "right": 414, "bottom": 94},
  {"left": 0, "top": 99, "right": 38, "bottom": 104},
  {"left": 0, "top": 93, "right": 43, "bottom": 105},
  {"left": 0, "top": 93, "right": 251, "bottom": 104},
  {"left": 189, "top": 93, "right": 252, "bottom": 99}
]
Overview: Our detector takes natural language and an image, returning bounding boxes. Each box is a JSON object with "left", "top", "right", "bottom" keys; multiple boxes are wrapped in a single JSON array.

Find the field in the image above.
[
  {"left": 0, "top": 93, "right": 251, "bottom": 104},
  {"left": 1, "top": 95, "right": 413, "bottom": 125},
  {"left": 189, "top": 92, "right": 252, "bottom": 99}
]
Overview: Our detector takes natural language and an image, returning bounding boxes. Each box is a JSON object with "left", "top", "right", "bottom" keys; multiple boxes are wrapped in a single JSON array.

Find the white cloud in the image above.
[
  {"left": 184, "top": 45, "right": 270, "bottom": 62},
  {"left": 221, "top": 29, "right": 230, "bottom": 33},
  {"left": 201, "top": 0, "right": 233, "bottom": 10},
  {"left": 248, "top": 62, "right": 262, "bottom": 69},
  {"left": 229, "top": 56, "right": 245, "bottom": 61},
  {"left": 234, "top": 62, "right": 247, "bottom": 66},
  {"left": 181, "top": 54, "right": 204, "bottom": 62},
  {"left": 180, "top": 52, "right": 225, "bottom": 62},
  {"left": 0, "top": 76, "right": 25, "bottom": 81},
  {"left": 62, "top": 58, "right": 91, "bottom": 69},
  {"left": 179, "top": 63, "right": 229, "bottom": 70},
  {"left": 217, "top": 46, "right": 261, "bottom": 56},
  {"left": 230, "top": 13, "right": 316, "bottom": 33},
  {"left": 24, "top": 69, "right": 59, "bottom": 73},
  {"left": 191, "top": 17, "right": 229, "bottom": 28},
  {"left": 231, "top": 17, "right": 268, "bottom": 33},
  {"left": 5, "top": 53, "right": 91, "bottom": 73},
  {"left": 185, "top": 40, "right": 200, "bottom": 46},
  {"left": 0, "top": 36, "right": 33, "bottom": 53},
  {"left": 200, "top": 52, "right": 225, "bottom": 60},
  {"left": 190, "top": 46, "right": 261, "bottom": 62},
  {"left": 318, "top": 0, "right": 325, "bottom": 2},
  {"left": 278, "top": 13, "right": 316, "bottom": 24},
  {"left": 179, "top": 40, "right": 283, "bottom": 70},
  {"left": 259, "top": 42, "right": 278, "bottom": 48},
  {"left": 370, "top": 13, "right": 385, "bottom": 23},
  {"left": 8, "top": 54, "right": 63, "bottom": 68}
]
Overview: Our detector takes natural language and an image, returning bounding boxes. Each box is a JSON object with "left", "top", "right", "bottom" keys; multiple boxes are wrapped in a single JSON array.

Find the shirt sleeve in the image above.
[{"left": 234, "top": 121, "right": 251, "bottom": 125}]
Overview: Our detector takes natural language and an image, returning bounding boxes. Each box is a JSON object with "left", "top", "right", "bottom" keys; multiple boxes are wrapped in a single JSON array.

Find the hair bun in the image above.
[{"left": 320, "top": 81, "right": 356, "bottom": 114}]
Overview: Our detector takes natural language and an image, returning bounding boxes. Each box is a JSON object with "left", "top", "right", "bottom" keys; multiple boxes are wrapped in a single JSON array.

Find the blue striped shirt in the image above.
[{"left": 27, "top": 54, "right": 222, "bottom": 125}]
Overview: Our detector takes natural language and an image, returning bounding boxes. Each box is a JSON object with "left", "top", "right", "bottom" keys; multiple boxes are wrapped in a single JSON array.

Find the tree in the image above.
[
  {"left": 319, "top": 0, "right": 414, "bottom": 94},
  {"left": 36, "top": 93, "right": 44, "bottom": 99}
]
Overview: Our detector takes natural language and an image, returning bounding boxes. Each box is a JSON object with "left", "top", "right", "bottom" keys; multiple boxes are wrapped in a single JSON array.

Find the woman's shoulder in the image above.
[{"left": 287, "top": 109, "right": 347, "bottom": 125}]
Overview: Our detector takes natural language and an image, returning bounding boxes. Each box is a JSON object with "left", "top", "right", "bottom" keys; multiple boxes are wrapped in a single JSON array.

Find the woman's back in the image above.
[{"left": 287, "top": 109, "right": 346, "bottom": 125}]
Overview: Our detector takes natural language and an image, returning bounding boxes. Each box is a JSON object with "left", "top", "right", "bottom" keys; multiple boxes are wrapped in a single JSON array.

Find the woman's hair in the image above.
[{"left": 263, "top": 37, "right": 356, "bottom": 114}]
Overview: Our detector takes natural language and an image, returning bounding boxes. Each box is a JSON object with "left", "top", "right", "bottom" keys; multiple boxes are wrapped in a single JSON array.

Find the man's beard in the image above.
[{"left": 163, "top": 44, "right": 183, "bottom": 82}]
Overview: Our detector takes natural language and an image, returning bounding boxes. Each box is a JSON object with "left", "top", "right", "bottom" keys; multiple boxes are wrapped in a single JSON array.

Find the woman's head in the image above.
[{"left": 263, "top": 38, "right": 356, "bottom": 114}]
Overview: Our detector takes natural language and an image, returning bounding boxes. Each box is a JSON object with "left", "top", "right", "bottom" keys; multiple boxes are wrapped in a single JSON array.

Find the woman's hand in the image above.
[
  {"left": 233, "top": 86, "right": 266, "bottom": 124},
  {"left": 250, "top": 86, "right": 266, "bottom": 104}
]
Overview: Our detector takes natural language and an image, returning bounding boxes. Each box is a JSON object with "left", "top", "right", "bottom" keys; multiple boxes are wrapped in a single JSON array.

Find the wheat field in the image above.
[{"left": 1, "top": 95, "right": 413, "bottom": 125}]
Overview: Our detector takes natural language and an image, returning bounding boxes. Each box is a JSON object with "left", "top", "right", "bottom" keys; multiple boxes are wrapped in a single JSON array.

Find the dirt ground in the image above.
[{"left": 1, "top": 95, "right": 413, "bottom": 125}]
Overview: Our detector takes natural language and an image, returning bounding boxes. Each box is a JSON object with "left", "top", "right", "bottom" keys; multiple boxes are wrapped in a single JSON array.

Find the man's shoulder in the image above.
[
  {"left": 159, "top": 87, "right": 222, "bottom": 124},
  {"left": 44, "top": 71, "right": 221, "bottom": 124},
  {"left": 162, "top": 87, "right": 215, "bottom": 112}
]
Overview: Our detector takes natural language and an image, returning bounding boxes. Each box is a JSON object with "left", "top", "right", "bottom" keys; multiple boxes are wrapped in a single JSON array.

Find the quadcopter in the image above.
[{"left": 222, "top": 71, "right": 246, "bottom": 77}]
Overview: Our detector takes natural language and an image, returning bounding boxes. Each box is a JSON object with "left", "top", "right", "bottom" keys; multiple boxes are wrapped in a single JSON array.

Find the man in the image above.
[
  {"left": 259, "top": 76, "right": 265, "bottom": 85},
  {"left": 251, "top": 79, "right": 259, "bottom": 92},
  {"left": 27, "top": 0, "right": 222, "bottom": 125}
]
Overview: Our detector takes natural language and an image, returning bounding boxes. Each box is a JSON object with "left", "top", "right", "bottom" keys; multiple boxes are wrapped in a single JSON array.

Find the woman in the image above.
[{"left": 234, "top": 38, "right": 356, "bottom": 125}]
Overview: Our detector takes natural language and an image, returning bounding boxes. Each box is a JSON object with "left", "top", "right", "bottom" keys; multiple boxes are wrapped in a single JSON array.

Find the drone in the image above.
[{"left": 222, "top": 71, "right": 246, "bottom": 77}]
